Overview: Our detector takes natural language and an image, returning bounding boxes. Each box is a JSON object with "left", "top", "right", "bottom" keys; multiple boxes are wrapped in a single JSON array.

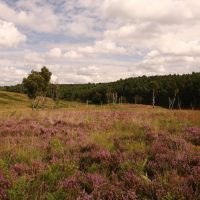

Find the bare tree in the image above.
[
  {"left": 112, "top": 92, "right": 118, "bottom": 104},
  {"left": 177, "top": 96, "right": 181, "bottom": 109},
  {"left": 150, "top": 81, "right": 159, "bottom": 108},
  {"left": 168, "top": 89, "right": 178, "bottom": 109}
]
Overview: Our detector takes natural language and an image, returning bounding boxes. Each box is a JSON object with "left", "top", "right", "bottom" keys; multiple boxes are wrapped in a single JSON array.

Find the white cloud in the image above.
[
  {"left": 0, "top": 19, "right": 26, "bottom": 48},
  {"left": 0, "top": 0, "right": 60, "bottom": 33},
  {"left": 51, "top": 74, "right": 58, "bottom": 83},
  {"left": 77, "top": 65, "right": 99, "bottom": 76},
  {"left": 24, "top": 50, "right": 45, "bottom": 63},
  {"left": 0, "top": 66, "right": 27, "bottom": 85},
  {"left": 64, "top": 51, "right": 83, "bottom": 59},
  {"left": 78, "top": 40, "right": 126, "bottom": 55},
  {"left": 103, "top": 0, "right": 194, "bottom": 23},
  {"left": 49, "top": 48, "right": 62, "bottom": 58}
]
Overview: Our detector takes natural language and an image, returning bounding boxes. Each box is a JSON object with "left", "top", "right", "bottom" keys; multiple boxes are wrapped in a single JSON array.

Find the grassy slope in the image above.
[
  {"left": 0, "top": 91, "right": 29, "bottom": 106},
  {"left": 0, "top": 91, "right": 84, "bottom": 110}
]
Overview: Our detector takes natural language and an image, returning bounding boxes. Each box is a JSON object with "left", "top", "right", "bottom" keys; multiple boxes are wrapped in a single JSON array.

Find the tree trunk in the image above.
[
  {"left": 152, "top": 90, "right": 155, "bottom": 108},
  {"left": 32, "top": 98, "right": 35, "bottom": 110},
  {"left": 177, "top": 96, "right": 181, "bottom": 109}
]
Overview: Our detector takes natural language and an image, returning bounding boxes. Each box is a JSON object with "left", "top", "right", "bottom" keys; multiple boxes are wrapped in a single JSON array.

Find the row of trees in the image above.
[
  {"left": 2, "top": 70, "right": 200, "bottom": 109},
  {"left": 58, "top": 72, "right": 200, "bottom": 109}
]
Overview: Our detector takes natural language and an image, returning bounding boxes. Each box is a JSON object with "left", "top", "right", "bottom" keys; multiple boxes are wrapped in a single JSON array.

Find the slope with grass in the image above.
[
  {"left": 0, "top": 91, "right": 29, "bottom": 107},
  {"left": 0, "top": 91, "right": 83, "bottom": 110}
]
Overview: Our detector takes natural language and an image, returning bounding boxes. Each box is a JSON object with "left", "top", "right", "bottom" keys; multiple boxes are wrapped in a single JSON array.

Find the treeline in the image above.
[{"left": 2, "top": 72, "right": 200, "bottom": 109}]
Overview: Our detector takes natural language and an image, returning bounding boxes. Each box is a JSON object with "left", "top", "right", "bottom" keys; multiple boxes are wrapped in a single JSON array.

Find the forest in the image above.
[{"left": 2, "top": 72, "right": 200, "bottom": 109}]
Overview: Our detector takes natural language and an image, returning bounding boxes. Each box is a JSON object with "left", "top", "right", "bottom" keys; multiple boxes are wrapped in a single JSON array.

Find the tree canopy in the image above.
[{"left": 22, "top": 66, "right": 52, "bottom": 108}]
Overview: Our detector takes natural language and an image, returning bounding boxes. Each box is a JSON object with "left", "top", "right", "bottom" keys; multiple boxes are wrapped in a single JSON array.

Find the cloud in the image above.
[
  {"left": 50, "top": 74, "right": 58, "bottom": 83},
  {"left": 103, "top": 0, "right": 194, "bottom": 23},
  {"left": 0, "top": 0, "right": 60, "bottom": 33},
  {"left": 64, "top": 51, "right": 83, "bottom": 59},
  {"left": 0, "top": 0, "right": 200, "bottom": 85},
  {"left": 49, "top": 48, "right": 62, "bottom": 58},
  {"left": 78, "top": 40, "right": 126, "bottom": 55},
  {"left": 0, "top": 19, "right": 26, "bottom": 48},
  {"left": 24, "top": 50, "right": 45, "bottom": 63},
  {"left": 0, "top": 66, "right": 27, "bottom": 85},
  {"left": 77, "top": 65, "right": 99, "bottom": 76}
]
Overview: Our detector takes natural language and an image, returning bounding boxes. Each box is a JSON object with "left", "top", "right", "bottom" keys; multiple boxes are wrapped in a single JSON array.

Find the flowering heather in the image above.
[
  {"left": 185, "top": 127, "right": 200, "bottom": 145},
  {"left": 0, "top": 171, "right": 11, "bottom": 200},
  {"left": 0, "top": 106, "right": 199, "bottom": 199}
]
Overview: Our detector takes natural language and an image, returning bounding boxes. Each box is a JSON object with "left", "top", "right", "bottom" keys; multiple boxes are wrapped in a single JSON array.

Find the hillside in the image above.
[
  {"left": 3, "top": 72, "right": 200, "bottom": 109},
  {"left": 0, "top": 91, "right": 80, "bottom": 109},
  {"left": 0, "top": 91, "right": 29, "bottom": 108}
]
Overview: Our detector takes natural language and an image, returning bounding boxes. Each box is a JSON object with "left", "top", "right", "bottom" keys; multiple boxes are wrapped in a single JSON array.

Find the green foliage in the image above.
[
  {"left": 23, "top": 66, "right": 52, "bottom": 100},
  {"left": 41, "top": 165, "right": 63, "bottom": 188},
  {"left": 8, "top": 176, "right": 27, "bottom": 200},
  {"left": 42, "top": 191, "right": 66, "bottom": 200},
  {"left": 23, "top": 71, "right": 44, "bottom": 99},
  {"left": 49, "top": 138, "right": 64, "bottom": 154},
  {"left": 150, "top": 80, "right": 159, "bottom": 91}
]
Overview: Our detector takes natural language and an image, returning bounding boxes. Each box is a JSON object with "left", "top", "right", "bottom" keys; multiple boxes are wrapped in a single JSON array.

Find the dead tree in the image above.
[
  {"left": 177, "top": 96, "right": 181, "bottom": 109},
  {"left": 112, "top": 92, "right": 118, "bottom": 104},
  {"left": 168, "top": 90, "right": 177, "bottom": 109},
  {"left": 152, "top": 90, "right": 155, "bottom": 108},
  {"left": 150, "top": 81, "right": 159, "bottom": 108}
]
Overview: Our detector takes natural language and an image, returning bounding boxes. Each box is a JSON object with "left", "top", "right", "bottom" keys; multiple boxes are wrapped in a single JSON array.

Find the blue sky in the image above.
[{"left": 0, "top": 0, "right": 200, "bottom": 85}]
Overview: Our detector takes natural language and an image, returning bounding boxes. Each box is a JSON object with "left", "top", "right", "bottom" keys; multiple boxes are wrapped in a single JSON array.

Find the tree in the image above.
[
  {"left": 40, "top": 66, "right": 52, "bottom": 107},
  {"left": 150, "top": 81, "right": 159, "bottom": 108},
  {"left": 168, "top": 88, "right": 178, "bottom": 110},
  {"left": 23, "top": 67, "right": 52, "bottom": 109},
  {"left": 40, "top": 66, "right": 52, "bottom": 93}
]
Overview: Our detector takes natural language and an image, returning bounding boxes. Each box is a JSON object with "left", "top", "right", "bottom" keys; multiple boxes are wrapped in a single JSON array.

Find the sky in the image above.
[{"left": 0, "top": 0, "right": 200, "bottom": 85}]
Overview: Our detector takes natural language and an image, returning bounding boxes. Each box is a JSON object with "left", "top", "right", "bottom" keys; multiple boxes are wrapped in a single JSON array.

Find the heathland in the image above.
[{"left": 0, "top": 91, "right": 200, "bottom": 199}]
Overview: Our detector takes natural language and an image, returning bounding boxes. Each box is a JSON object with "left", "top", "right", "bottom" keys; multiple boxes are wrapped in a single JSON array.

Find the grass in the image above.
[{"left": 0, "top": 91, "right": 199, "bottom": 199}]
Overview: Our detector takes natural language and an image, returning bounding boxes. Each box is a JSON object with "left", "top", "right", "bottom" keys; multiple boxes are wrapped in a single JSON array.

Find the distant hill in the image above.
[
  {"left": 0, "top": 91, "right": 78, "bottom": 109},
  {"left": 2, "top": 72, "right": 200, "bottom": 108},
  {"left": 0, "top": 91, "right": 29, "bottom": 108}
]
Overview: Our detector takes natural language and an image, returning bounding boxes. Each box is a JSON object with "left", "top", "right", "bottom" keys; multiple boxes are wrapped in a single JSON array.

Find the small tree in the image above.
[
  {"left": 112, "top": 92, "right": 118, "bottom": 104},
  {"left": 23, "top": 67, "right": 52, "bottom": 109},
  {"left": 150, "top": 81, "right": 159, "bottom": 108},
  {"left": 168, "top": 88, "right": 178, "bottom": 110}
]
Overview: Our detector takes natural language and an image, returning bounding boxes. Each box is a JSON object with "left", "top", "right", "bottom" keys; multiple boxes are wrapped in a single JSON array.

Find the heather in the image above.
[{"left": 0, "top": 105, "right": 200, "bottom": 199}]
